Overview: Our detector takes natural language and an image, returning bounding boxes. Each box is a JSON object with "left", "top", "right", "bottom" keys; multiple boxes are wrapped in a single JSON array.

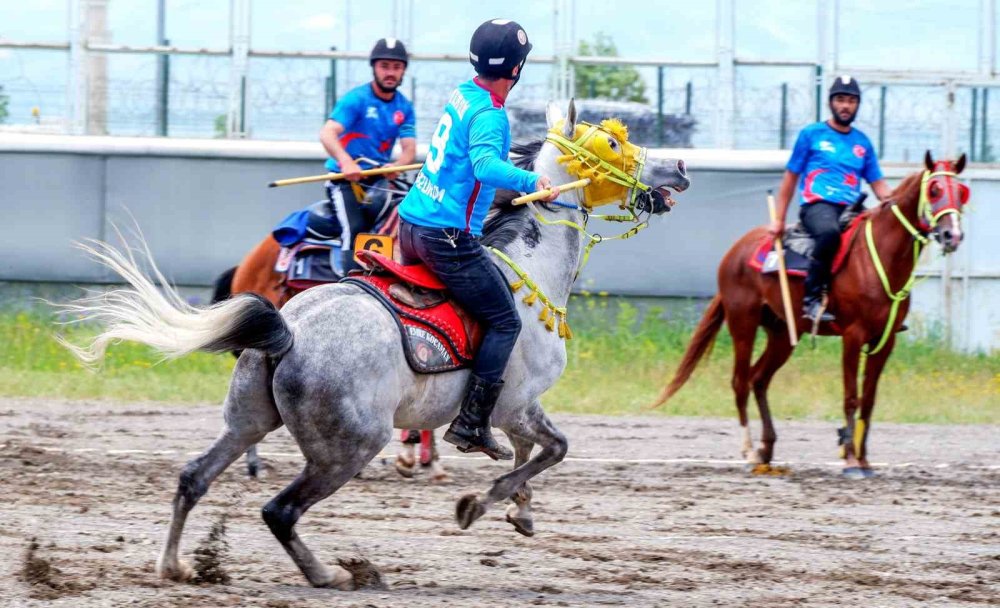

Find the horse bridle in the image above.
[
  {"left": 545, "top": 122, "right": 652, "bottom": 212},
  {"left": 916, "top": 169, "right": 969, "bottom": 234}
]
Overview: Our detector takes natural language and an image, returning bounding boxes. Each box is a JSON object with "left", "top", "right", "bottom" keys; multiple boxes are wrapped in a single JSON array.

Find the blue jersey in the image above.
[
  {"left": 786, "top": 122, "right": 883, "bottom": 205},
  {"left": 324, "top": 83, "right": 416, "bottom": 172},
  {"left": 397, "top": 78, "right": 540, "bottom": 235}
]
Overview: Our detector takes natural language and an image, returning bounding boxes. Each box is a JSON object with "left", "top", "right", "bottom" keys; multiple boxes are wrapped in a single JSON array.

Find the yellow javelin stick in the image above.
[
  {"left": 767, "top": 191, "right": 799, "bottom": 346},
  {"left": 511, "top": 178, "right": 591, "bottom": 206},
  {"left": 268, "top": 163, "right": 424, "bottom": 188}
]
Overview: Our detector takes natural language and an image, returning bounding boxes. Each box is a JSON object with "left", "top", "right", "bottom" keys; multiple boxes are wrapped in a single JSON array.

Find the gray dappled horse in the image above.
[{"left": 60, "top": 100, "right": 689, "bottom": 589}]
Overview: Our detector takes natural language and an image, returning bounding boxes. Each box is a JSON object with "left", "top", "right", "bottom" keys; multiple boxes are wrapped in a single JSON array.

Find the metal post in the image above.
[
  {"left": 325, "top": 46, "right": 337, "bottom": 117},
  {"left": 657, "top": 65, "right": 664, "bottom": 146},
  {"left": 815, "top": 65, "right": 822, "bottom": 121},
  {"left": 227, "top": 0, "right": 251, "bottom": 138},
  {"left": 715, "top": 0, "right": 735, "bottom": 148},
  {"left": 155, "top": 0, "right": 167, "bottom": 136},
  {"left": 970, "top": 88, "right": 978, "bottom": 162},
  {"left": 409, "top": 76, "right": 415, "bottom": 107},
  {"left": 685, "top": 80, "right": 692, "bottom": 115},
  {"left": 85, "top": 0, "right": 109, "bottom": 135},
  {"left": 68, "top": 0, "right": 88, "bottom": 135},
  {"left": 878, "top": 85, "right": 887, "bottom": 158},
  {"left": 983, "top": 88, "right": 990, "bottom": 161},
  {"left": 779, "top": 82, "right": 788, "bottom": 148}
]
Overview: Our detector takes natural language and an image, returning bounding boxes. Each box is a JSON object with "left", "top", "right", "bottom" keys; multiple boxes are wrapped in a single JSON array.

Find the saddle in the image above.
[
  {"left": 275, "top": 237, "right": 344, "bottom": 291},
  {"left": 749, "top": 201, "right": 868, "bottom": 277},
  {"left": 341, "top": 250, "right": 482, "bottom": 374}
]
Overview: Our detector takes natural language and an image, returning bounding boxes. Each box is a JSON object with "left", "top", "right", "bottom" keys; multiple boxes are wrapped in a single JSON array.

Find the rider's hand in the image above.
[
  {"left": 381, "top": 161, "right": 400, "bottom": 181},
  {"left": 536, "top": 176, "right": 560, "bottom": 203},
  {"left": 768, "top": 220, "right": 785, "bottom": 238},
  {"left": 340, "top": 158, "right": 363, "bottom": 182}
]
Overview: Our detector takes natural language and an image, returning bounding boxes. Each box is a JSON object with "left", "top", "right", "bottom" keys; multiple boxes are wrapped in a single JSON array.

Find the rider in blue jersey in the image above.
[
  {"left": 397, "top": 19, "right": 560, "bottom": 460},
  {"left": 319, "top": 38, "right": 416, "bottom": 273},
  {"left": 770, "top": 76, "right": 893, "bottom": 322}
]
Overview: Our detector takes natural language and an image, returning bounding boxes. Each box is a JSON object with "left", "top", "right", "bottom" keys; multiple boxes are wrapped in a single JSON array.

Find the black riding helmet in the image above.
[
  {"left": 370, "top": 37, "right": 409, "bottom": 66},
  {"left": 829, "top": 75, "right": 861, "bottom": 102},
  {"left": 469, "top": 19, "right": 532, "bottom": 83}
]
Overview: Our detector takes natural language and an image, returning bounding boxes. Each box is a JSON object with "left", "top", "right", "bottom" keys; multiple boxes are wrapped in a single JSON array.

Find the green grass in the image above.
[{"left": 2, "top": 302, "right": 997, "bottom": 424}]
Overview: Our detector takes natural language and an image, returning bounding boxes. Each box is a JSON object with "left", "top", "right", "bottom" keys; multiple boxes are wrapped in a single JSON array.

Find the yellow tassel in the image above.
[
  {"left": 510, "top": 279, "right": 525, "bottom": 293},
  {"left": 559, "top": 317, "right": 572, "bottom": 340},
  {"left": 545, "top": 315, "right": 556, "bottom": 332},
  {"left": 523, "top": 290, "right": 538, "bottom": 306},
  {"left": 539, "top": 307, "right": 551, "bottom": 323}
]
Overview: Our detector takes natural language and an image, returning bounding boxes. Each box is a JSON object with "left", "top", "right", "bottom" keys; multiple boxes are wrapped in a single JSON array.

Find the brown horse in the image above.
[{"left": 653, "top": 152, "right": 968, "bottom": 478}]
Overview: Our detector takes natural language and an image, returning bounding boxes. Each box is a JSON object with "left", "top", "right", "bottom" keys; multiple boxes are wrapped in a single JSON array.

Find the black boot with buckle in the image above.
[
  {"left": 802, "top": 295, "right": 835, "bottom": 323},
  {"left": 443, "top": 375, "right": 514, "bottom": 461}
]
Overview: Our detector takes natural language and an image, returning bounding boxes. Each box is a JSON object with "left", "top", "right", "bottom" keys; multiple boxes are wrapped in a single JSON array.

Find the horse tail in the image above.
[
  {"left": 650, "top": 294, "right": 724, "bottom": 408},
  {"left": 57, "top": 238, "right": 293, "bottom": 368},
  {"left": 211, "top": 265, "right": 238, "bottom": 304}
]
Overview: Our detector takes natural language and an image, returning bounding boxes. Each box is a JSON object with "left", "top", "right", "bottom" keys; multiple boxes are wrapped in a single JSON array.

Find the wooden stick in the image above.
[
  {"left": 268, "top": 163, "right": 424, "bottom": 188},
  {"left": 512, "top": 178, "right": 591, "bottom": 206},
  {"left": 767, "top": 192, "right": 799, "bottom": 346}
]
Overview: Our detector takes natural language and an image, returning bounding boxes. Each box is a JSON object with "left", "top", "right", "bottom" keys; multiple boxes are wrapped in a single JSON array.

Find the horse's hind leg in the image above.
[
  {"left": 261, "top": 408, "right": 392, "bottom": 587},
  {"left": 502, "top": 432, "right": 536, "bottom": 536},
  {"left": 727, "top": 309, "right": 761, "bottom": 464},
  {"left": 750, "top": 326, "right": 795, "bottom": 464},
  {"left": 157, "top": 352, "right": 281, "bottom": 581},
  {"left": 456, "top": 401, "right": 567, "bottom": 531}
]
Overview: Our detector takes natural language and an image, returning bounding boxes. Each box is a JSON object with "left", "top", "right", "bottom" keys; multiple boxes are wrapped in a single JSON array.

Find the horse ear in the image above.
[
  {"left": 564, "top": 98, "right": 577, "bottom": 138},
  {"left": 955, "top": 153, "right": 967, "bottom": 174},
  {"left": 545, "top": 102, "right": 564, "bottom": 130},
  {"left": 924, "top": 150, "right": 934, "bottom": 171}
]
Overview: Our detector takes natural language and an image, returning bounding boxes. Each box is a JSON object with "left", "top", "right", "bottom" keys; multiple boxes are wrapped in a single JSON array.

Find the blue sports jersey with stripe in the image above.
[
  {"left": 324, "top": 83, "right": 416, "bottom": 172},
  {"left": 786, "top": 122, "right": 883, "bottom": 205},
  {"left": 397, "top": 78, "right": 540, "bottom": 235}
]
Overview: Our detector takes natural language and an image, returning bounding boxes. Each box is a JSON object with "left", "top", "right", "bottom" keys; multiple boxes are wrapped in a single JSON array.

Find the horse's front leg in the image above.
[
  {"left": 501, "top": 432, "right": 536, "bottom": 536},
  {"left": 455, "top": 401, "right": 567, "bottom": 531},
  {"left": 839, "top": 332, "right": 866, "bottom": 479},
  {"left": 856, "top": 337, "right": 896, "bottom": 477}
]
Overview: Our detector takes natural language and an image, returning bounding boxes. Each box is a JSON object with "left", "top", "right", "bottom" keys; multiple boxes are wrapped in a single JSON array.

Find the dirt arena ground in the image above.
[{"left": 0, "top": 398, "right": 997, "bottom": 607}]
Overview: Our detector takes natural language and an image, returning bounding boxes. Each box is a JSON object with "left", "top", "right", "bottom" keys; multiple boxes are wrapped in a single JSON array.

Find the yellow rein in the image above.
[
  {"left": 863, "top": 169, "right": 960, "bottom": 355},
  {"left": 486, "top": 125, "right": 656, "bottom": 340}
]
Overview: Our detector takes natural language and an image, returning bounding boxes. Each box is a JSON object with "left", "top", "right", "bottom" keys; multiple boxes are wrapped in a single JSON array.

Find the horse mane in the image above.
[
  {"left": 880, "top": 171, "right": 922, "bottom": 210},
  {"left": 480, "top": 139, "right": 546, "bottom": 249}
]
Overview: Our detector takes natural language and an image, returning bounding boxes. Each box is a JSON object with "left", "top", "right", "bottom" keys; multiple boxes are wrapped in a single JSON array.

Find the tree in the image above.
[
  {"left": 574, "top": 33, "right": 648, "bottom": 104},
  {"left": 0, "top": 84, "right": 9, "bottom": 124}
]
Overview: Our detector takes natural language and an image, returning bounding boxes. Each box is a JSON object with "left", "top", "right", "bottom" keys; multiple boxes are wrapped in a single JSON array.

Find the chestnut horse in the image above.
[{"left": 653, "top": 152, "right": 968, "bottom": 478}]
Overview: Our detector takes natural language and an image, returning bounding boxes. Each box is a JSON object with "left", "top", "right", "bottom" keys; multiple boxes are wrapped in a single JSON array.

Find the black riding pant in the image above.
[
  {"left": 800, "top": 200, "right": 848, "bottom": 301},
  {"left": 326, "top": 181, "right": 385, "bottom": 274},
  {"left": 398, "top": 219, "right": 522, "bottom": 384}
]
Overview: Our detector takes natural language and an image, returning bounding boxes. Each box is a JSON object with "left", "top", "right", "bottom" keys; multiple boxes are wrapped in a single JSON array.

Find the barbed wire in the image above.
[{"left": 1, "top": 50, "right": 996, "bottom": 162}]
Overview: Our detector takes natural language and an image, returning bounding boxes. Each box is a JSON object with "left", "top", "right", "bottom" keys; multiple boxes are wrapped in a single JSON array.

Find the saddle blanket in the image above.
[
  {"left": 342, "top": 270, "right": 481, "bottom": 374},
  {"left": 748, "top": 213, "right": 866, "bottom": 278}
]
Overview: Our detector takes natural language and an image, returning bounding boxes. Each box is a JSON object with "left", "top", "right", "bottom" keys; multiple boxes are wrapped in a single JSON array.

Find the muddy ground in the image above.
[{"left": 0, "top": 398, "right": 997, "bottom": 607}]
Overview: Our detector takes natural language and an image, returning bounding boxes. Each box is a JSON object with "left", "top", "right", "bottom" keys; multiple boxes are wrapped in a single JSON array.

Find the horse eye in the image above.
[
  {"left": 607, "top": 137, "right": 619, "bottom": 151},
  {"left": 929, "top": 184, "right": 941, "bottom": 199}
]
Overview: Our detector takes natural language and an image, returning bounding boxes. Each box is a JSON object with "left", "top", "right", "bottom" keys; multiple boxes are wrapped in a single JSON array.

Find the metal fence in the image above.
[{"left": 0, "top": 0, "right": 998, "bottom": 161}]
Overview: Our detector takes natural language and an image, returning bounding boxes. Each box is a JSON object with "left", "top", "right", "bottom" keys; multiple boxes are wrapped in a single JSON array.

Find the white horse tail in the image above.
[{"left": 57, "top": 237, "right": 293, "bottom": 368}]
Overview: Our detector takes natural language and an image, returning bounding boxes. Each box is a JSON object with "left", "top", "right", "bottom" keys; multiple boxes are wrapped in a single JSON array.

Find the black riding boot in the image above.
[
  {"left": 803, "top": 261, "right": 835, "bottom": 323},
  {"left": 443, "top": 375, "right": 514, "bottom": 461}
]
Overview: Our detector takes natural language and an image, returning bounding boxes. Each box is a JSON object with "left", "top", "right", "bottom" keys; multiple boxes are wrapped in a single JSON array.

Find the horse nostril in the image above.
[{"left": 677, "top": 160, "right": 687, "bottom": 176}]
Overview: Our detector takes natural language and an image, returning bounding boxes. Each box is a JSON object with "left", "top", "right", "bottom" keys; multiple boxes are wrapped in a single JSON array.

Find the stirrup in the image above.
[{"left": 443, "top": 427, "right": 513, "bottom": 461}]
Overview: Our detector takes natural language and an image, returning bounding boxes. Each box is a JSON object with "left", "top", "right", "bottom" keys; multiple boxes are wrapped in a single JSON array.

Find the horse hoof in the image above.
[
  {"left": 842, "top": 467, "right": 867, "bottom": 480},
  {"left": 157, "top": 558, "right": 193, "bottom": 582},
  {"left": 456, "top": 493, "right": 486, "bottom": 530},
  {"left": 506, "top": 514, "right": 534, "bottom": 537},
  {"left": 394, "top": 455, "right": 416, "bottom": 479}
]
